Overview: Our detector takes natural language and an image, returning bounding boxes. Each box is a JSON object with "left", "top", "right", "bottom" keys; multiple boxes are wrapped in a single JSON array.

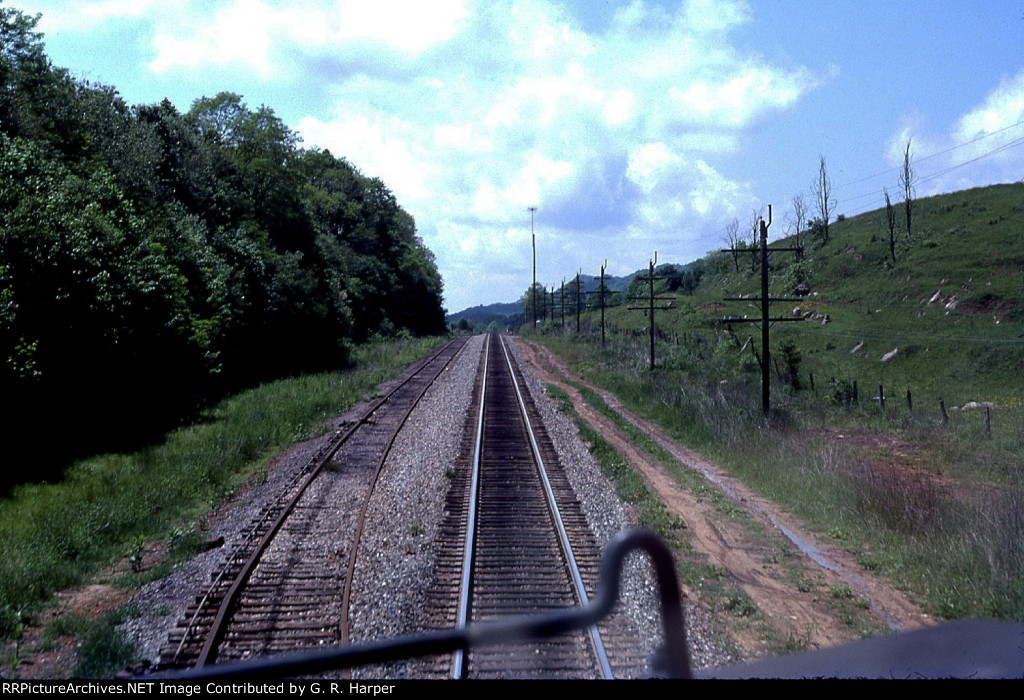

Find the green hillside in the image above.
[
  {"left": 587, "top": 183, "right": 1024, "bottom": 413},
  {"left": 530, "top": 182, "right": 1024, "bottom": 622}
]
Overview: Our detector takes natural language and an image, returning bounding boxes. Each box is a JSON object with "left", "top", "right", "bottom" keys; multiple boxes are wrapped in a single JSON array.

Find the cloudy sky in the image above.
[{"left": 13, "top": 0, "right": 1024, "bottom": 312}]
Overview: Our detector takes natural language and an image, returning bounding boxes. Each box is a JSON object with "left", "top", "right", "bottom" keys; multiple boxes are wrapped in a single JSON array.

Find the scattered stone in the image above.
[
  {"left": 959, "top": 401, "right": 996, "bottom": 411},
  {"left": 881, "top": 348, "right": 899, "bottom": 363},
  {"left": 850, "top": 341, "right": 864, "bottom": 354}
]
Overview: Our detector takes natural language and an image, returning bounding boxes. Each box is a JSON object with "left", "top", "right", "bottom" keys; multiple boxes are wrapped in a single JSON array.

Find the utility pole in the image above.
[
  {"left": 560, "top": 277, "right": 566, "bottom": 328},
  {"left": 721, "top": 205, "right": 805, "bottom": 415},
  {"left": 627, "top": 253, "right": 672, "bottom": 370},
  {"left": 529, "top": 206, "right": 537, "bottom": 330},
  {"left": 600, "top": 260, "right": 607, "bottom": 348},
  {"left": 648, "top": 258, "right": 655, "bottom": 369},
  {"left": 576, "top": 270, "right": 582, "bottom": 334}
]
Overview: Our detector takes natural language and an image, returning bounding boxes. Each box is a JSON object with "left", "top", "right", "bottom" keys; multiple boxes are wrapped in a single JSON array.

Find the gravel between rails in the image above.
[
  {"left": 122, "top": 333, "right": 722, "bottom": 677},
  {"left": 504, "top": 336, "right": 726, "bottom": 674}
]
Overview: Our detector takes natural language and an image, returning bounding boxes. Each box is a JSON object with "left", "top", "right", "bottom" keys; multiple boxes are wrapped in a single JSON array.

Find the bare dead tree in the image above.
[
  {"left": 722, "top": 217, "right": 741, "bottom": 272},
  {"left": 900, "top": 139, "right": 916, "bottom": 240},
  {"left": 748, "top": 206, "right": 764, "bottom": 271},
  {"left": 813, "top": 156, "right": 834, "bottom": 245},
  {"left": 884, "top": 187, "right": 898, "bottom": 263},
  {"left": 789, "top": 193, "right": 807, "bottom": 259}
]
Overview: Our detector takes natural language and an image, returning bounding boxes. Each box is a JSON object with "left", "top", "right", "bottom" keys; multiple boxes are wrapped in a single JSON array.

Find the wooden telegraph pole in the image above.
[
  {"left": 529, "top": 206, "right": 537, "bottom": 329},
  {"left": 576, "top": 270, "right": 582, "bottom": 334},
  {"left": 721, "top": 205, "right": 805, "bottom": 415},
  {"left": 600, "top": 260, "right": 607, "bottom": 348},
  {"left": 627, "top": 253, "right": 674, "bottom": 370},
  {"left": 560, "top": 277, "right": 566, "bottom": 328}
]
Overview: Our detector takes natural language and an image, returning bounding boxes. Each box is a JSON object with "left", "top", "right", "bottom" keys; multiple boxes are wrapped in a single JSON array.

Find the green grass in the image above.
[{"left": 0, "top": 335, "right": 447, "bottom": 637}]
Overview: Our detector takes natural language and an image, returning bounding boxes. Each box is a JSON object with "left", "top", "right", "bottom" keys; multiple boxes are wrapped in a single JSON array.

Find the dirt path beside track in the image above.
[{"left": 514, "top": 337, "right": 934, "bottom": 659}]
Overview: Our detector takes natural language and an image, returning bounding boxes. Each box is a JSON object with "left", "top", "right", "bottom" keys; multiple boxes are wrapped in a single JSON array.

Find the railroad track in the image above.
[
  {"left": 428, "top": 334, "right": 648, "bottom": 679},
  {"left": 156, "top": 336, "right": 469, "bottom": 670}
]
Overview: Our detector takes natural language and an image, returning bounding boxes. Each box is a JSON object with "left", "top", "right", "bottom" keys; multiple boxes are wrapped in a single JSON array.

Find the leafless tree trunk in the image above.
[
  {"left": 790, "top": 193, "right": 807, "bottom": 259},
  {"left": 884, "top": 187, "right": 898, "bottom": 263},
  {"left": 722, "top": 218, "right": 741, "bottom": 272},
  {"left": 813, "top": 156, "right": 834, "bottom": 244},
  {"left": 748, "top": 206, "right": 764, "bottom": 271},
  {"left": 900, "top": 139, "right": 915, "bottom": 240}
]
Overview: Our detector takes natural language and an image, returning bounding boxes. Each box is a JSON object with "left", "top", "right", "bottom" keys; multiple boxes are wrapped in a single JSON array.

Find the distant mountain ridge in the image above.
[{"left": 449, "top": 261, "right": 702, "bottom": 323}]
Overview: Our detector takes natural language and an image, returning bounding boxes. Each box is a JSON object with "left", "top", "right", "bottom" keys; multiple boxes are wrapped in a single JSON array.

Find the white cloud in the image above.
[
  {"left": 298, "top": 112, "right": 437, "bottom": 202},
  {"left": 680, "top": 0, "right": 751, "bottom": 35},
  {"left": 277, "top": 0, "right": 469, "bottom": 53},
  {"left": 149, "top": 0, "right": 279, "bottom": 75},
  {"left": 27, "top": 0, "right": 156, "bottom": 32},
  {"left": 673, "top": 65, "right": 816, "bottom": 127},
  {"left": 954, "top": 70, "right": 1024, "bottom": 157},
  {"left": 295, "top": 0, "right": 813, "bottom": 309},
  {"left": 888, "top": 70, "right": 1024, "bottom": 197},
  {"left": 146, "top": 0, "right": 469, "bottom": 75},
  {"left": 627, "top": 143, "right": 681, "bottom": 191}
]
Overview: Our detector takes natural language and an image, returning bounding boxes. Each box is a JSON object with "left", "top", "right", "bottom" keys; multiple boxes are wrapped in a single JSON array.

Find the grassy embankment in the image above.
[
  {"left": 0, "top": 335, "right": 447, "bottom": 671},
  {"left": 527, "top": 183, "right": 1024, "bottom": 624}
]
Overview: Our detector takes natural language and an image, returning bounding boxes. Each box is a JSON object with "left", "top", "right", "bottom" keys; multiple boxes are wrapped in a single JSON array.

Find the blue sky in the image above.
[{"left": 11, "top": 0, "right": 1024, "bottom": 312}]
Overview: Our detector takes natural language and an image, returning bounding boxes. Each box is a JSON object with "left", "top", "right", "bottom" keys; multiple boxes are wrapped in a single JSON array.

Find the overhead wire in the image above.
[
  {"left": 834, "top": 118, "right": 1024, "bottom": 192},
  {"left": 833, "top": 118, "right": 1024, "bottom": 217}
]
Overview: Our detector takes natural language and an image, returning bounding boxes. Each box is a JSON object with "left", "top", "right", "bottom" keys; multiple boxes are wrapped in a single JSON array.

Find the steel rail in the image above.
[
  {"left": 339, "top": 337, "right": 469, "bottom": 649},
  {"left": 161, "top": 529, "right": 691, "bottom": 680},
  {"left": 497, "top": 334, "right": 614, "bottom": 679},
  {"left": 451, "top": 334, "right": 489, "bottom": 678},
  {"left": 180, "top": 337, "right": 467, "bottom": 668}
]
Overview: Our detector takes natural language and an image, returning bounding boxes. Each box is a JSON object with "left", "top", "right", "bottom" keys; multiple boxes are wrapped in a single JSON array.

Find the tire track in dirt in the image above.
[{"left": 513, "top": 338, "right": 934, "bottom": 657}]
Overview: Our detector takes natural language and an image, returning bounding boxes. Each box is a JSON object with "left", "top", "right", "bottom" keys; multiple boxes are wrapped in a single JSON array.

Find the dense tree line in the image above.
[{"left": 1, "top": 8, "right": 445, "bottom": 474}]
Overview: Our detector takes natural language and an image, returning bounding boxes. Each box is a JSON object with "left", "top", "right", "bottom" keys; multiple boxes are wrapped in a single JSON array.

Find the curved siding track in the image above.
[{"left": 157, "top": 337, "right": 469, "bottom": 670}]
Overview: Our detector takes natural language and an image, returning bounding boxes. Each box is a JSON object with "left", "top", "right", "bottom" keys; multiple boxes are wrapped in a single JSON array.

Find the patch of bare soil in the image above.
[
  {"left": 4, "top": 568, "right": 140, "bottom": 678},
  {"left": 513, "top": 338, "right": 934, "bottom": 660}
]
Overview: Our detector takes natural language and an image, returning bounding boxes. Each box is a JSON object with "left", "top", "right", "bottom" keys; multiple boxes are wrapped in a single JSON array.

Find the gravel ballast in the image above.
[{"left": 122, "top": 334, "right": 720, "bottom": 677}]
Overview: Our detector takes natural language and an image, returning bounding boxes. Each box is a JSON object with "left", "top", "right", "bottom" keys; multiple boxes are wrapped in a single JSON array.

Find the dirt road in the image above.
[{"left": 514, "top": 337, "right": 934, "bottom": 659}]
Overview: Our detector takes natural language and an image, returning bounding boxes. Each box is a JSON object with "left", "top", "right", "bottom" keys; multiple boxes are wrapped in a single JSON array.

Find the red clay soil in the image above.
[{"left": 513, "top": 337, "right": 934, "bottom": 658}]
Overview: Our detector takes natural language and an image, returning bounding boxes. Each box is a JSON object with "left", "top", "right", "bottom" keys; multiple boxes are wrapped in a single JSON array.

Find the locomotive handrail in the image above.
[{"left": 160, "top": 528, "right": 691, "bottom": 680}]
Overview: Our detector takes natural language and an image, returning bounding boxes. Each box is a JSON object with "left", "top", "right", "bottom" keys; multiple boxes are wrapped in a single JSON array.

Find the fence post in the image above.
[
  {"left": 879, "top": 384, "right": 885, "bottom": 412},
  {"left": 906, "top": 389, "right": 912, "bottom": 412},
  {"left": 939, "top": 398, "right": 949, "bottom": 425},
  {"left": 984, "top": 406, "right": 991, "bottom": 438}
]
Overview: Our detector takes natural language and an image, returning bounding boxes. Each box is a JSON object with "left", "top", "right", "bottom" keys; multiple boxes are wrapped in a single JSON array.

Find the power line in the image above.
[
  {"left": 834, "top": 119, "right": 1024, "bottom": 216},
  {"left": 834, "top": 118, "right": 1024, "bottom": 191},
  {"left": 916, "top": 135, "right": 1024, "bottom": 186}
]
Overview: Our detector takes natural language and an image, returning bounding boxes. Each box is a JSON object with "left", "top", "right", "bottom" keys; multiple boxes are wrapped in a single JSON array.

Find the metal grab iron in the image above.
[{"left": 162, "top": 528, "right": 691, "bottom": 680}]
